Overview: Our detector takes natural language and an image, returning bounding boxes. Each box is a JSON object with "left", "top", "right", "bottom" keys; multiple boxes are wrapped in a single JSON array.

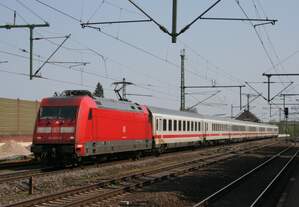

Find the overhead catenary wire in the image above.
[
  {"left": 178, "top": 39, "right": 245, "bottom": 85},
  {"left": 0, "top": 5, "right": 180, "bottom": 100},
  {"left": 0, "top": 49, "right": 44, "bottom": 62},
  {"left": 0, "top": 2, "right": 15, "bottom": 12},
  {"left": 234, "top": 0, "right": 277, "bottom": 72},
  {"left": 94, "top": 33, "right": 234, "bottom": 109},
  {"left": 0, "top": 66, "right": 95, "bottom": 89},
  {"left": 3, "top": 1, "right": 181, "bottom": 99},
  {"left": 1, "top": 20, "right": 180, "bottom": 99},
  {"left": 251, "top": 0, "right": 290, "bottom": 85},
  {"left": 177, "top": 40, "right": 251, "bottom": 110},
  {"left": 34, "top": 0, "right": 82, "bottom": 22},
  {"left": 127, "top": 0, "right": 170, "bottom": 35},
  {"left": 86, "top": 0, "right": 105, "bottom": 22},
  {"left": 33, "top": 0, "right": 212, "bottom": 82},
  {"left": 2, "top": 0, "right": 289, "bottom": 119},
  {"left": 235, "top": 0, "right": 291, "bottom": 116},
  {"left": 265, "top": 50, "right": 299, "bottom": 73},
  {"left": 34, "top": 34, "right": 71, "bottom": 77},
  {"left": 0, "top": 40, "right": 40, "bottom": 58},
  {"left": 104, "top": 0, "right": 145, "bottom": 17},
  {"left": 0, "top": 65, "right": 179, "bottom": 104},
  {"left": 16, "top": 0, "right": 48, "bottom": 23},
  {"left": 96, "top": 29, "right": 209, "bottom": 81},
  {"left": 37, "top": 30, "right": 181, "bottom": 94},
  {"left": 34, "top": 0, "right": 207, "bottom": 77},
  {"left": 0, "top": 2, "right": 24, "bottom": 26},
  {"left": 0, "top": 45, "right": 180, "bottom": 101}
]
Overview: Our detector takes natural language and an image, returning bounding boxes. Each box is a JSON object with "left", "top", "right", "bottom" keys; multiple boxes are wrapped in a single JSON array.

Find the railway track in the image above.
[
  {"left": 4, "top": 139, "right": 281, "bottom": 207},
  {"left": 0, "top": 165, "right": 61, "bottom": 183},
  {"left": 0, "top": 138, "right": 276, "bottom": 185},
  {"left": 0, "top": 159, "right": 35, "bottom": 170},
  {"left": 193, "top": 146, "right": 299, "bottom": 207}
]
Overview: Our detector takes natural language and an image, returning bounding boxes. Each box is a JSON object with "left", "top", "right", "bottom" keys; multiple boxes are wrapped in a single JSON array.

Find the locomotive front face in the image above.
[
  {"left": 31, "top": 104, "right": 79, "bottom": 161},
  {"left": 34, "top": 106, "right": 77, "bottom": 143}
]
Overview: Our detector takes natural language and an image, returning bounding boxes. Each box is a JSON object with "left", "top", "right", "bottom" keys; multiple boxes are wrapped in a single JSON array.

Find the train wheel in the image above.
[
  {"left": 33, "top": 153, "right": 41, "bottom": 161},
  {"left": 133, "top": 151, "right": 142, "bottom": 160},
  {"left": 71, "top": 154, "right": 81, "bottom": 167},
  {"left": 154, "top": 144, "right": 167, "bottom": 157}
]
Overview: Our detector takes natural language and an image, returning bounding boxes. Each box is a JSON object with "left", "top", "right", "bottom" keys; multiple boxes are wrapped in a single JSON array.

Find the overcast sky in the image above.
[{"left": 0, "top": 0, "right": 298, "bottom": 121}]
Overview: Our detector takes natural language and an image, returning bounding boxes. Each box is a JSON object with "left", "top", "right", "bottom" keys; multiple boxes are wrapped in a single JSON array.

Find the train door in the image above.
[
  {"left": 153, "top": 116, "right": 163, "bottom": 147},
  {"left": 228, "top": 123, "right": 231, "bottom": 140},
  {"left": 87, "top": 108, "right": 94, "bottom": 140}
]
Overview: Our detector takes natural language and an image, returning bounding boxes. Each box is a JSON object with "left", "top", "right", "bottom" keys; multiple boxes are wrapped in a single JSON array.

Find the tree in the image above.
[{"left": 94, "top": 82, "right": 104, "bottom": 98}]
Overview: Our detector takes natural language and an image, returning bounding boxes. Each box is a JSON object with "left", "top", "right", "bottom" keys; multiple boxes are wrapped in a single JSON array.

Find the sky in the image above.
[{"left": 0, "top": 0, "right": 299, "bottom": 122}]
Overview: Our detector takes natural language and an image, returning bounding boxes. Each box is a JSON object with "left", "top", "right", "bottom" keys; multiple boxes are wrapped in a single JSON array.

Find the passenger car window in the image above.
[
  {"left": 168, "top": 120, "right": 172, "bottom": 131},
  {"left": 163, "top": 119, "right": 167, "bottom": 131}
]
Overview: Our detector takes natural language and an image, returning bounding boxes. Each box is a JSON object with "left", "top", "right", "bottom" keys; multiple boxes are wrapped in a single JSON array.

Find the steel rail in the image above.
[
  {"left": 193, "top": 146, "right": 292, "bottom": 207},
  {"left": 5, "top": 141, "right": 279, "bottom": 207},
  {"left": 58, "top": 142, "right": 287, "bottom": 207},
  {"left": 250, "top": 150, "right": 299, "bottom": 207},
  {"left": 0, "top": 138, "right": 276, "bottom": 184},
  {"left": 0, "top": 165, "right": 64, "bottom": 183},
  {"left": 0, "top": 168, "right": 42, "bottom": 181},
  {"left": 51, "top": 146, "right": 278, "bottom": 207},
  {"left": 0, "top": 159, "right": 34, "bottom": 170}
]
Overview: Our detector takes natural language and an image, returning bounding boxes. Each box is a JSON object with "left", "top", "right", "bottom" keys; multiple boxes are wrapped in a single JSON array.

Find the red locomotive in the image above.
[{"left": 31, "top": 90, "right": 278, "bottom": 162}]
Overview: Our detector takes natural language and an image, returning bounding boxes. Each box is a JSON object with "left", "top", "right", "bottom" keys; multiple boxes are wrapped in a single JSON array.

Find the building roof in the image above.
[{"left": 236, "top": 110, "right": 261, "bottom": 122}]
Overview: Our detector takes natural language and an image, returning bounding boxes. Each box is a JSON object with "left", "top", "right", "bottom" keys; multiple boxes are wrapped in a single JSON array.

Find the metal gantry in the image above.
[
  {"left": 179, "top": 49, "right": 245, "bottom": 112},
  {"left": 0, "top": 23, "right": 49, "bottom": 79},
  {"left": 246, "top": 77, "right": 296, "bottom": 121},
  {"left": 180, "top": 49, "right": 185, "bottom": 111},
  {"left": 81, "top": 0, "right": 277, "bottom": 43},
  {"left": 262, "top": 73, "right": 299, "bottom": 102},
  {"left": 169, "top": 0, "right": 277, "bottom": 43}
]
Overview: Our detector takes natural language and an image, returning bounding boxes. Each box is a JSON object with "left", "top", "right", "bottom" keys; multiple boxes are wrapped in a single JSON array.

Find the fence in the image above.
[{"left": 0, "top": 98, "right": 39, "bottom": 136}]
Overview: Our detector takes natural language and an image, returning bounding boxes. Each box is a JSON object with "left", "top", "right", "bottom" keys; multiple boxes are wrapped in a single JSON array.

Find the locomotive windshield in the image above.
[{"left": 39, "top": 106, "right": 77, "bottom": 120}]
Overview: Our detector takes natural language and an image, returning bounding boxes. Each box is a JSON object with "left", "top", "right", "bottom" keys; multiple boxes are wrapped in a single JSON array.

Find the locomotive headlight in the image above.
[
  {"left": 36, "top": 136, "right": 41, "bottom": 140},
  {"left": 76, "top": 144, "right": 83, "bottom": 148},
  {"left": 60, "top": 127, "right": 75, "bottom": 133},
  {"left": 69, "top": 136, "right": 74, "bottom": 140},
  {"left": 37, "top": 127, "right": 51, "bottom": 133}
]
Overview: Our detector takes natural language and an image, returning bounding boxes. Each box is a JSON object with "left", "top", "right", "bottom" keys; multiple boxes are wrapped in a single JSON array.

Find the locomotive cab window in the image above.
[{"left": 40, "top": 106, "right": 77, "bottom": 120}]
